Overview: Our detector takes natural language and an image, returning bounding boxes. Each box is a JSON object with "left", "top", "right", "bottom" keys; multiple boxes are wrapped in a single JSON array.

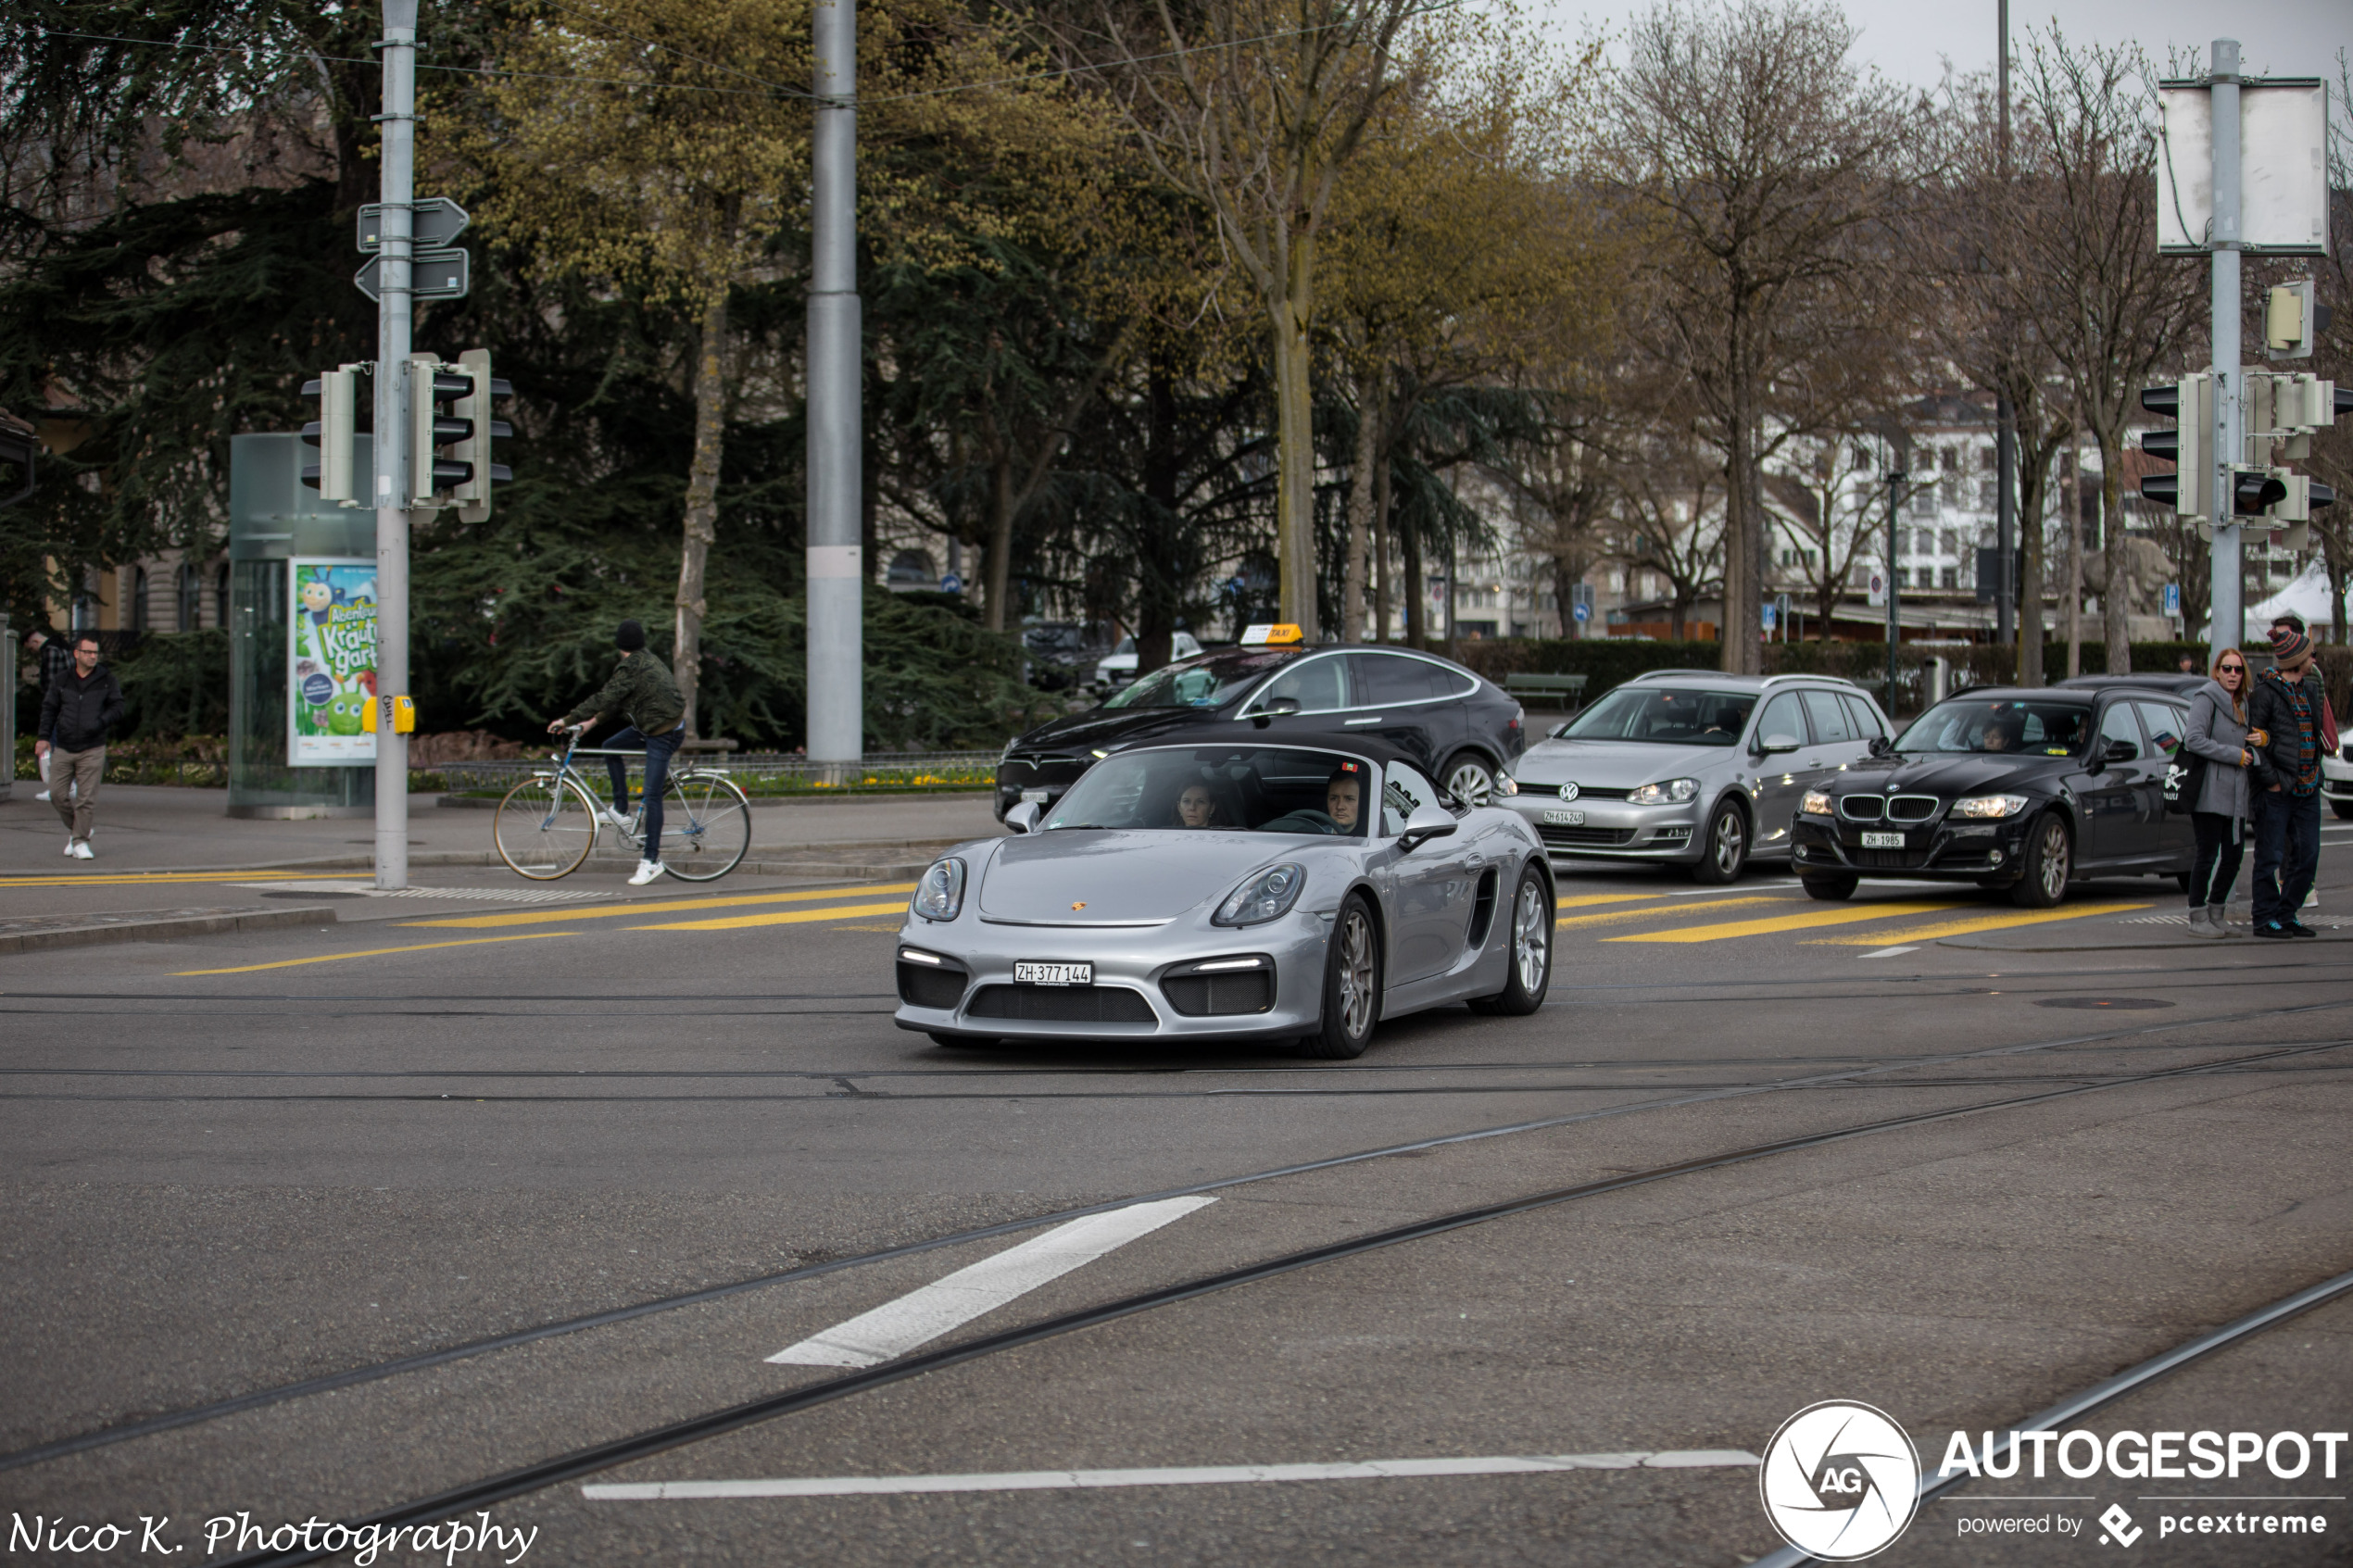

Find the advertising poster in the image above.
[{"left": 287, "top": 558, "right": 379, "bottom": 767}]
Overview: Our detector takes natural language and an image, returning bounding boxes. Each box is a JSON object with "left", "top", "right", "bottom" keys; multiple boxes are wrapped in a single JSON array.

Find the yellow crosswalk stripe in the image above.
[
  {"left": 1, "top": 871, "right": 358, "bottom": 888},
  {"left": 1553, "top": 892, "right": 1672, "bottom": 913},
  {"left": 175, "top": 933, "right": 574, "bottom": 975},
  {"left": 1607, "top": 899, "right": 1958, "bottom": 943},
  {"left": 627, "top": 900, "right": 912, "bottom": 932},
  {"left": 1804, "top": 902, "right": 2151, "bottom": 944},
  {"left": 1557, "top": 895, "right": 1784, "bottom": 930},
  {"left": 403, "top": 882, "right": 914, "bottom": 929}
]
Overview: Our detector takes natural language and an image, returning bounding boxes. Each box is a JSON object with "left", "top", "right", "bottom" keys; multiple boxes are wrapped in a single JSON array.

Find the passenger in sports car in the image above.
[{"left": 1174, "top": 783, "right": 1219, "bottom": 828}]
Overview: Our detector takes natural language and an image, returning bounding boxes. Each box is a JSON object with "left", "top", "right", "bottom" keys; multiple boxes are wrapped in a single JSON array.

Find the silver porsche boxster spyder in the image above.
[{"left": 892, "top": 737, "right": 1556, "bottom": 1058}]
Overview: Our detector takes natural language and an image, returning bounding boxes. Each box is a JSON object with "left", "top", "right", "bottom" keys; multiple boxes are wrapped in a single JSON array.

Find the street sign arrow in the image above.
[
  {"left": 358, "top": 197, "right": 472, "bottom": 254},
  {"left": 354, "top": 246, "right": 472, "bottom": 304}
]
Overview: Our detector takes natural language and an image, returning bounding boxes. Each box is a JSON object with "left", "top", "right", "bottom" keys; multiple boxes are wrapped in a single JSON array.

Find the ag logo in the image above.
[
  {"left": 1758, "top": 1400, "right": 1919, "bottom": 1561},
  {"left": 1557, "top": 782, "right": 1580, "bottom": 802}
]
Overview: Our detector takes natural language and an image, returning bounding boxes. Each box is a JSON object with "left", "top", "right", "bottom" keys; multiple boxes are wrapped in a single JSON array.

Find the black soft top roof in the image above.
[{"left": 1111, "top": 727, "right": 1421, "bottom": 772}]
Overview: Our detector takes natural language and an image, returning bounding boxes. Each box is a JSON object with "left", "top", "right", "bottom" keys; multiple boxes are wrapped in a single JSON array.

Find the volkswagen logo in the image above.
[{"left": 1557, "top": 782, "right": 1580, "bottom": 802}]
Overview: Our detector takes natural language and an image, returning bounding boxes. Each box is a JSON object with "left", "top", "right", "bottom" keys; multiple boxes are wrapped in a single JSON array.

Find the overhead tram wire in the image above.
[
  {"left": 6, "top": 1005, "right": 2346, "bottom": 1477},
  {"left": 209, "top": 1038, "right": 2353, "bottom": 1568}
]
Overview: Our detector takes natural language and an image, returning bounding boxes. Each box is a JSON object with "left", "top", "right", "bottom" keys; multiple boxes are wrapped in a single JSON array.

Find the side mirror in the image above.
[
  {"left": 1397, "top": 801, "right": 1459, "bottom": 851},
  {"left": 1753, "top": 733, "right": 1803, "bottom": 756},
  {"left": 1263, "top": 696, "right": 1302, "bottom": 716},
  {"left": 1867, "top": 734, "right": 1892, "bottom": 759},
  {"left": 1004, "top": 801, "right": 1041, "bottom": 834},
  {"left": 2104, "top": 738, "right": 2138, "bottom": 763}
]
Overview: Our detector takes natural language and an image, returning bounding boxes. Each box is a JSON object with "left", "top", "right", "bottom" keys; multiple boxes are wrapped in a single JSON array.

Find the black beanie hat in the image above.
[{"left": 615, "top": 619, "right": 647, "bottom": 652}]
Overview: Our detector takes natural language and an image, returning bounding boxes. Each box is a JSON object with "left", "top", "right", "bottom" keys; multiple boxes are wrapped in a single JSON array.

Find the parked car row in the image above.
[{"left": 929, "top": 662, "right": 2218, "bottom": 1057}]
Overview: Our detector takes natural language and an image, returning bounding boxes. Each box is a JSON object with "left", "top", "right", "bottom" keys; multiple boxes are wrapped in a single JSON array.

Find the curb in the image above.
[{"left": 0, "top": 905, "right": 344, "bottom": 957}]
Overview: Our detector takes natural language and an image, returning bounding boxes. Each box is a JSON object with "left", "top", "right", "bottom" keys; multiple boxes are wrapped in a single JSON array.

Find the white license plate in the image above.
[
  {"left": 1014, "top": 961, "right": 1091, "bottom": 986},
  {"left": 1020, "top": 789, "right": 1050, "bottom": 804},
  {"left": 1541, "top": 809, "right": 1585, "bottom": 826},
  {"left": 1861, "top": 831, "right": 1906, "bottom": 848}
]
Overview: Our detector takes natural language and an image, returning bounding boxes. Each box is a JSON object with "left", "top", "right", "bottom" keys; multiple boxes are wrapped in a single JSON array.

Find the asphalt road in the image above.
[{"left": 4, "top": 827, "right": 2350, "bottom": 1566}]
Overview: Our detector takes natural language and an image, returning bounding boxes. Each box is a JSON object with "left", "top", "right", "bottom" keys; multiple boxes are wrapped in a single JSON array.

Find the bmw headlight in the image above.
[
  {"left": 1950, "top": 794, "right": 2030, "bottom": 820},
  {"left": 1629, "top": 777, "right": 1699, "bottom": 806},
  {"left": 912, "top": 858, "right": 966, "bottom": 921},
  {"left": 1801, "top": 789, "right": 1833, "bottom": 816},
  {"left": 1214, "top": 862, "right": 1306, "bottom": 926}
]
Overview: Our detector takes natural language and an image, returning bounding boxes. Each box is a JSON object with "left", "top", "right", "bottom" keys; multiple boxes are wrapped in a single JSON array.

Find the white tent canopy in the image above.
[{"left": 2243, "top": 560, "right": 2346, "bottom": 639}]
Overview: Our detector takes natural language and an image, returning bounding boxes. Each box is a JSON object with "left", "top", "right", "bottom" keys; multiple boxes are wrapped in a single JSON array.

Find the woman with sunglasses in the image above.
[{"left": 2180, "top": 648, "right": 2262, "bottom": 935}]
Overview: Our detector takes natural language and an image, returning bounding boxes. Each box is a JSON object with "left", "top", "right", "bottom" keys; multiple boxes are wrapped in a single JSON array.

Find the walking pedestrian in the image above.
[
  {"left": 547, "top": 619, "right": 686, "bottom": 886},
  {"left": 2245, "top": 622, "right": 2334, "bottom": 938},
  {"left": 2179, "top": 648, "right": 2254, "bottom": 936},
  {"left": 23, "top": 627, "right": 71, "bottom": 801},
  {"left": 36, "top": 632, "right": 123, "bottom": 859}
]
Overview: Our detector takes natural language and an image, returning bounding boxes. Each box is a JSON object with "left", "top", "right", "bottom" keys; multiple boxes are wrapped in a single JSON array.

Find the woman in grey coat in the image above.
[{"left": 2182, "top": 648, "right": 2257, "bottom": 935}]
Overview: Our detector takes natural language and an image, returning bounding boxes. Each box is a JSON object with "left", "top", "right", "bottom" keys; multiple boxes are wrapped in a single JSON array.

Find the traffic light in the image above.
[
  {"left": 448, "top": 347, "right": 512, "bottom": 523},
  {"left": 300, "top": 366, "right": 360, "bottom": 506},
  {"left": 2137, "top": 374, "right": 2209, "bottom": 517},
  {"left": 408, "top": 355, "right": 474, "bottom": 506}
]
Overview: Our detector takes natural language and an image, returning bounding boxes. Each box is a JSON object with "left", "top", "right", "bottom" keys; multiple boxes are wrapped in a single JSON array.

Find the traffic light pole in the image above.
[
  {"left": 805, "top": 0, "right": 862, "bottom": 770},
  {"left": 2208, "top": 38, "right": 2243, "bottom": 658},
  {"left": 371, "top": 0, "right": 417, "bottom": 890}
]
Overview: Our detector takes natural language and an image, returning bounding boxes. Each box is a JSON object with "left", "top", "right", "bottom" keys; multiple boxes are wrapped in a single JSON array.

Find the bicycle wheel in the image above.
[
  {"left": 495, "top": 774, "right": 599, "bottom": 880},
  {"left": 660, "top": 771, "right": 752, "bottom": 882}
]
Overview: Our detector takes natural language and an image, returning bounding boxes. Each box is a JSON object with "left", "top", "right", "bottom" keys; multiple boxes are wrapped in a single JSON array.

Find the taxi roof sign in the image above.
[{"left": 1240, "top": 622, "right": 1303, "bottom": 646}]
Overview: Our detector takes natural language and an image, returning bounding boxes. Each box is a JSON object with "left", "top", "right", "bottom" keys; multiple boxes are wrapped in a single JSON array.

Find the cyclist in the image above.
[{"left": 547, "top": 619, "right": 686, "bottom": 886}]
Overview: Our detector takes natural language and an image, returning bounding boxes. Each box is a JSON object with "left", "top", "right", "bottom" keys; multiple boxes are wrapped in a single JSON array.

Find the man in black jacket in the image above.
[
  {"left": 37, "top": 633, "right": 123, "bottom": 859},
  {"left": 2245, "top": 622, "right": 2332, "bottom": 937}
]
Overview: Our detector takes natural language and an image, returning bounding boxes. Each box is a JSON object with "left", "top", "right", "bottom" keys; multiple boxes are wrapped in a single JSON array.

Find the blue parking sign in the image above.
[{"left": 2161, "top": 583, "right": 2180, "bottom": 618}]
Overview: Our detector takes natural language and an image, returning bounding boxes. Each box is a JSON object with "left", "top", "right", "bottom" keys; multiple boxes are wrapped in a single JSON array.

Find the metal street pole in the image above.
[
  {"left": 1994, "top": 0, "right": 2017, "bottom": 650},
  {"left": 373, "top": 0, "right": 417, "bottom": 890},
  {"left": 1887, "top": 469, "right": 1904, "bottom": 702},
  {"left": 2207, "top": 39, "right": 2244, "bottom": 657},
  {"left": 805, "top": 0, "right": 862, "bottom": 768}
]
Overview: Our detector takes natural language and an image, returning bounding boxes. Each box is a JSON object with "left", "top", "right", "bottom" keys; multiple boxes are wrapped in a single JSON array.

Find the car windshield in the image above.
[
  {"left": 1042, "top": 746, "right": 1371, "bottom": 837},
  {"left": 1101, "top": 649, "right": 1292, "bottom": 710},
  {"left": 1896, "top": 698, "right": 2093, "bottom": 756},
  {"left": 1554, "top": 686, "right": 1758, "bottom": 746}
]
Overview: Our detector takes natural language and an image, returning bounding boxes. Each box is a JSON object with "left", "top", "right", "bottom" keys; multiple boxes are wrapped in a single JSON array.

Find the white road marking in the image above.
[
  {"left": 1858, "top": 946, "right": 1919, "bottom": 960},
  {"left": 583, "top": 1449, "right": 1764, "bottom": 1500},
  {"left": 766, "top": 1197, "right": 1216, "bottom": 1368}
]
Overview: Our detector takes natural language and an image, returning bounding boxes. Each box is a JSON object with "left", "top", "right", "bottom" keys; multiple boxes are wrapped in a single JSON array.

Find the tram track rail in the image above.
[
  {"left": 200, "top": 1035, "right": 2353, "bottom": 1568},
  {"left": 6, "top": 999, "right": 2345, "bottom": 1475}
]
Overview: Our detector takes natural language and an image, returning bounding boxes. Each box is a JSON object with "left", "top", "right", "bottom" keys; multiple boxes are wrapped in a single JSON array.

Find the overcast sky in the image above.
[{"left": 1544, "top": 0, "right": 2349, "bottom": 92}]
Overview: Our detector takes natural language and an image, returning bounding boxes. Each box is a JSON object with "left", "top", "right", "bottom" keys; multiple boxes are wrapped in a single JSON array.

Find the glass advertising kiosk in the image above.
[{"left": 227, "top": 433, "right": 378, "bottom": 819}]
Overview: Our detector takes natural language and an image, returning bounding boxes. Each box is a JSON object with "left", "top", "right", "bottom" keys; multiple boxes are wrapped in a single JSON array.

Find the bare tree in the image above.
[
  {"left": 1087, "top": 0, "right": 1422, "bottom": 640},
  {"left": 1607, "top": 0, "right": 1923, "bottom": 672},
  {"left": 2010, "top": 30, "right": 2200, "bottom": 670}
]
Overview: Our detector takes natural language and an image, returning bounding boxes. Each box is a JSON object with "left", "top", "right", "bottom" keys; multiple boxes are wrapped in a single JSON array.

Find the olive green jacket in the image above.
[{"left": 565, "top": 650, "right": 685, "bottom": 735}]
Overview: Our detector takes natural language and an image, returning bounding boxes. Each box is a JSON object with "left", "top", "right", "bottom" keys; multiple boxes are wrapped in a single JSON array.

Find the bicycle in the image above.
[{"left": 494, "top": 725, "right": 752, "bottom": 882}]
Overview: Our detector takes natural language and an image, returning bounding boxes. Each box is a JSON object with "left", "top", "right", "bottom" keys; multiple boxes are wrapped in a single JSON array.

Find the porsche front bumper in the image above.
[{"left": 892, "top": 909, "right": 1335, "bottom": 1042}]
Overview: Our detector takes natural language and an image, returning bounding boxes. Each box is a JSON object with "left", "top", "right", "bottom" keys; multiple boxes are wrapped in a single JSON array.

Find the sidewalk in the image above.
[{"left": 1, "top": 784, "right": 1004, "bottom": 875}]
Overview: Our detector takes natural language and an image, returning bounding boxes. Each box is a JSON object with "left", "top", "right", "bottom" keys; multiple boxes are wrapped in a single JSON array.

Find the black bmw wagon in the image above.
[{"left": 1790, "top": 679, "right": 2198, "bottom": 908}]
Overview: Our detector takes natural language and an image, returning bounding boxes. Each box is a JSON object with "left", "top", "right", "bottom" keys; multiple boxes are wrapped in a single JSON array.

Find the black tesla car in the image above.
[
  {"left": 995, "top": 643, "right": 1527, "bottom": 819},
  {"left": 1790, "top": 680, "right": 2197, "bottom": 908}
]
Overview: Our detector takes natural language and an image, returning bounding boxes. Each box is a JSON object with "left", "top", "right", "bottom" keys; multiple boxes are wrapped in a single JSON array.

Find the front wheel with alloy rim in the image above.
[
  {"left": 1801, "top": 873, "right": 1858, "bottom": 901},
  {"left": 1468, "top": 868, "right": 1553, "bottom": 1015},
  {"left": 1441, "top": 751, "right": 1496, "bottom": 807},
  {"left": 1302, "top": 893, "right": 1382, "bottom": 1059},
  {"left": 1689, "top": 799, "right": 1749, "bottom": 884},
  {"left": 2010, "top": 811, "right": 2072, "bottom": 908}
]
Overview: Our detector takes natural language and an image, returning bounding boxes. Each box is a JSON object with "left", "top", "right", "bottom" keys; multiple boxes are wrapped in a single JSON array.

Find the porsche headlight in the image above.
[
  {"left": 1629, "top": 777, "right": 1699, "bottom": 806},
  {"left": 1950, "top": 794, "right": 2030, "bottom": 820},
  {"left": 1801, "top": 789, "right": 1834, "bottom": 816},
  {"left": 1214, "top": 862, "right": 1306, "bottom": 926},
  {"left": 912, "top": 858, "right": 966, "bottom": 921}
]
